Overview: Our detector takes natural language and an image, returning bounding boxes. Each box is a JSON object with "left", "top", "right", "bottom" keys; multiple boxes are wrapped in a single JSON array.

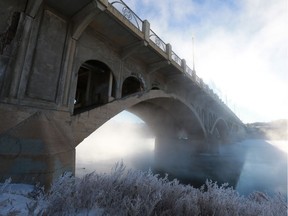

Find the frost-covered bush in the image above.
[
  {"left": 1, "top": 162, "right": 286, "bottom": 215},
  {"left": 0, "top": 178, "right": 44, "bottom": 215},
  {"left": 0, "top": 178, "right": 11, "bottom": 194},
  {"left": 41, "top": 162, "right": 287, "bottom": 216}
]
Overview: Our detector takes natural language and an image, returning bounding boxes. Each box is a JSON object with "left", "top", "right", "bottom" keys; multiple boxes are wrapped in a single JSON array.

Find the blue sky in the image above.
[{"left": 114, "top": 0, "right": 288, "bottom": 123}]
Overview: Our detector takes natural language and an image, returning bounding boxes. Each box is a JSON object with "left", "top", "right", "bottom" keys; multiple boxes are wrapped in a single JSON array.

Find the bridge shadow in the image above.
[
  {"left": 153, "top": 140, "right": 247, "bottom": 189},
  {"left": 153, "top": 139, "right": 287, "bottom": 196}
]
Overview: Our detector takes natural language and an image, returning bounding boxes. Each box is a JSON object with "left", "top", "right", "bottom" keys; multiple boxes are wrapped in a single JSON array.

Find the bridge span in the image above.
[{"left": 0, "top": 0, "right": 245, "bottom": 186}]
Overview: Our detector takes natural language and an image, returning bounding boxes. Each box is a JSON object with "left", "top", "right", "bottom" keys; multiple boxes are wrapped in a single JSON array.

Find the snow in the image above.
[{"left": 0, "top": 182, "right": 35, "bottom": 215}]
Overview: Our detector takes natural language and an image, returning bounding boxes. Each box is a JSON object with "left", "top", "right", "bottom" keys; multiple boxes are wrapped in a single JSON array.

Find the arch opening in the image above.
[
  {"left": 76, "top": 111, "right": 155, "bottom": 176},
  {"left": 212, "top": 118, "right": 229, "bottom": 144},
  {"left": 74, "top": 60, "right": 116, "bottom": 114},
  {"left": 122, "top": 76, "right": 143, "bottom": 97},
  {"left": 75, "top": 96, "right": 209, "bottom": 185},
  {"left": 151, "top": 87, "right": 160, "bottom": 90}
]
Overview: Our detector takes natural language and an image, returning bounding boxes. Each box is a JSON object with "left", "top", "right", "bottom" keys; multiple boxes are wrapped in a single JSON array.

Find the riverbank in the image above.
[{"left": 1, "top": 162, "right": 287, "bottom": 215}]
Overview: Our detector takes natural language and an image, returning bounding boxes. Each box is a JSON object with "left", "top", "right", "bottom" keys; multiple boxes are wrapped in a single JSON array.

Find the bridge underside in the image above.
[
  {"left": 0, "top": 0, "right": 246, "bottom": 187},
  {"left": 0, "top": 91, "right": 232, "bottom": 186}
]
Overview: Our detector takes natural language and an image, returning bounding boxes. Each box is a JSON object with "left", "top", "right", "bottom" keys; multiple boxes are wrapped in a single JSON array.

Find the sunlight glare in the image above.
[
  {"left": 76, "top": 111, "right": 155, "bottom": 173},
  {"left": 266, "top": 140, "right": 288, "bottom": 154}
]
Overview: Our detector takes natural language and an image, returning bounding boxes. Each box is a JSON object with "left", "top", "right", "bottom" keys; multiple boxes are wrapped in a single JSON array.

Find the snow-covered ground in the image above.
[{"left": 0, "top": 179, "right": 38, "bottom": 215}]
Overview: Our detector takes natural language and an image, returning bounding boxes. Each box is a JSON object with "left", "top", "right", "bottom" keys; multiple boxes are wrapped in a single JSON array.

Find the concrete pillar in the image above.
[
  {"left": 0, "top": 105, "right": 76, "bottom": 187},
  {"left": 9, "top": 14, "right": 33, "bottom": 99},
  {"left": 154, "top": 136, "right": 206, "bottom": 171},
  {"left": 142, "top": 20, "right": 150, "bottom": 42},
  {"left": 192, "top": 70, "right": 196, "bottom": 82},
  {"left": 205, "top": 134, "right": 220, "bottom": 154},
  {"left": 25, "top": 0, "right": 43, "bottom": 18},
  {"left": 153, "top": 135, "right": 242, "bottom": 186},
  {"left": 166, "top": 43, "right": 172, "bottom": 61},
  {"left": 108, "top": 71, "right": 113, "bottom": 101},
  {"left": 85, "top": 71, "right": 92, "bottom": 105},
  {"left": 181, "top": 59, "right": 186, "bottom": 74},
  {"left": 62, "top": 38, "right": 77, "bottom": 107}
]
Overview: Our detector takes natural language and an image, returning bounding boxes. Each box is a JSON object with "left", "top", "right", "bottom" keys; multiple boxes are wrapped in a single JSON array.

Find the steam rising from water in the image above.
[
  {"left": 235, "top": 139, "right": 287, "bottom": 196},
  {"left": 76, "top": 111, "right": 155, "bottom": 176},
  {"left": 76, "top": 111, "right": 287, "bottom": 197},
  {"left": 267, "top": 140, "right": 288, "bottom": 153}
]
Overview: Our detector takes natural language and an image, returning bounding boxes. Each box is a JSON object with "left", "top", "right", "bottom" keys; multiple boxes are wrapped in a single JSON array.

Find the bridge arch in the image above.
[
  {"left": 122, "top": 76, "right": 144, "bottom": 97},
  {"left": 151, "top": 86, "right": 160, "bottom": 90},
  {"left": 122, "top": 91, "right": 208, "bottom": 141},
  {"left": 71, "top": 89, "right": 232, "bottom": 184},
  {"left": 74, "top": 60, "right": 116, "bottom": 114},
  {"left": 72, "top": 90, "right": 207, "bottom": 145},
  {"left": 210, "top": 118, "right": 229, "bottom": 144},
  {"left": 208, "top": 112, "right": 213, "bottom": 129}
]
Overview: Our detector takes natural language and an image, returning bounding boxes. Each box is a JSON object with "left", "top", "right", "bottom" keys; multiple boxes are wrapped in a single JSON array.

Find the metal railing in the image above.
[
  {"left": 185, "top": 65, "right": 193, "bottom": 76},
  {"left": 195, "top": 75, "right": 201, "bottom": 85},
  {"left": 110, "top": 0, "right": 143, "bottom": 31},
  {"left": 171, "top": 51, "right": 182, "bottom": 66},
  {"left": 149, "top": 29, "right": 166, "bottom": 52}
]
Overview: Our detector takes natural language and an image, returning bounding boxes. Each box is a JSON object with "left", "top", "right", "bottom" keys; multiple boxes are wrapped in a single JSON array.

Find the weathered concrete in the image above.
[
  {"left": 0, "top": 104, "right": 75, "bottom": 186},
  {"left": 0, "top": 0, "right": 246, "bottom": 186}
]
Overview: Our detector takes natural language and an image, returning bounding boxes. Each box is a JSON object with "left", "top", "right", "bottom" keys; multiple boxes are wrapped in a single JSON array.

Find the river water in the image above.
[
  {"left": 76, "top": 137, "right": 287, "bottom": 197},
  {"left": 234, "top": 139, "right": 287, "bottom": 196}
]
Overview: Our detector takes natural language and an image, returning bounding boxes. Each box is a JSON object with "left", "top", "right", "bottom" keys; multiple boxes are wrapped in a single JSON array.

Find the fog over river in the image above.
[
  {"left": 234, "top": 139, "right": 287, "bottom": 196},
  {"left": 76, "top": 115, "right": 287, "bottom": 197}
]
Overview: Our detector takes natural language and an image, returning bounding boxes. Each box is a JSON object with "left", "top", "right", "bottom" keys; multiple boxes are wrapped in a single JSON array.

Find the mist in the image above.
[
  {"left": 76, "top": 111, "right": 155, "bottom": 176},
  {"left": 76, "top": 111, "right": 287, "bottom": 197},
  {"left": 235, "top": 139, "right": 287, "bottom": 196}
]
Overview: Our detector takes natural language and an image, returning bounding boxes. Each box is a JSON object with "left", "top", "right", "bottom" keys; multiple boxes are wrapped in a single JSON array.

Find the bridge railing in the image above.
[
  {"left": 171, "top": 51, "right": 182, "bottom": 66},
  {"left": 149, "top": 29, "right": 167, "bottom": 52},
  {"left": 108, "top": 0, "right": 233, "bottom": 110},
  {"left": 185, "top": 65, "right": 193, "bottom": 76},
  {"left": 110, "top": 0, "right": 143, "bottom": 31},
  {"left": 185, "top": 65, "right": 202, "bottom": 86}
]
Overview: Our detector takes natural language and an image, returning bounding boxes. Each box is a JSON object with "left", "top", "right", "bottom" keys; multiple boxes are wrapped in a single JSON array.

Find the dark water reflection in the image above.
[
  {"left": 76, "top": 139, "right": 287, "bottom": 197},
  {"left": 158, "top": 139, "right": 287, "bottom": 197}
]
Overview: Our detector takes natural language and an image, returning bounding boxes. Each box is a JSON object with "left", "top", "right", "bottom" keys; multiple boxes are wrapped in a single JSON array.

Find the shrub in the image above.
[{"left": 41, "top": 162, "right": 287, "bottom": 216}]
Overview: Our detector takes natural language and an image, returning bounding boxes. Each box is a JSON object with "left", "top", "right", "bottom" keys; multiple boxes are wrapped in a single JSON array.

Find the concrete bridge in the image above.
[{"left": 0, "top": 0, "right": 245, "bottom": 186}]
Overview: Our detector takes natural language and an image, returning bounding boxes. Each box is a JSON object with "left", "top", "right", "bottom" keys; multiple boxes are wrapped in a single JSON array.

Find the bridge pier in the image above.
[
  {"left": 153, "top": 134, "right": 245, "bottom": 187},
  {"left": 154, "top": 136, "right": 209, "bottom": 171},
  {"left": 0, "top": 0, "right": 246, "bottom": 188},
  {"left": 0, "top": 105, "right": 75, "bottom": 187},
  {"left": 154, "top": 136, "right": 244, "bottom": 187}
]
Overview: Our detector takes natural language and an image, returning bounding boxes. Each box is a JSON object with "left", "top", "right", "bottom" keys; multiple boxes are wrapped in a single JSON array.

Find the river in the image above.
[
  {"left": 234, "top": 139, "right": 287, "bottom": 196},
  {"left": 76, "top": 136, "right": 287, "bottom": 197}
]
